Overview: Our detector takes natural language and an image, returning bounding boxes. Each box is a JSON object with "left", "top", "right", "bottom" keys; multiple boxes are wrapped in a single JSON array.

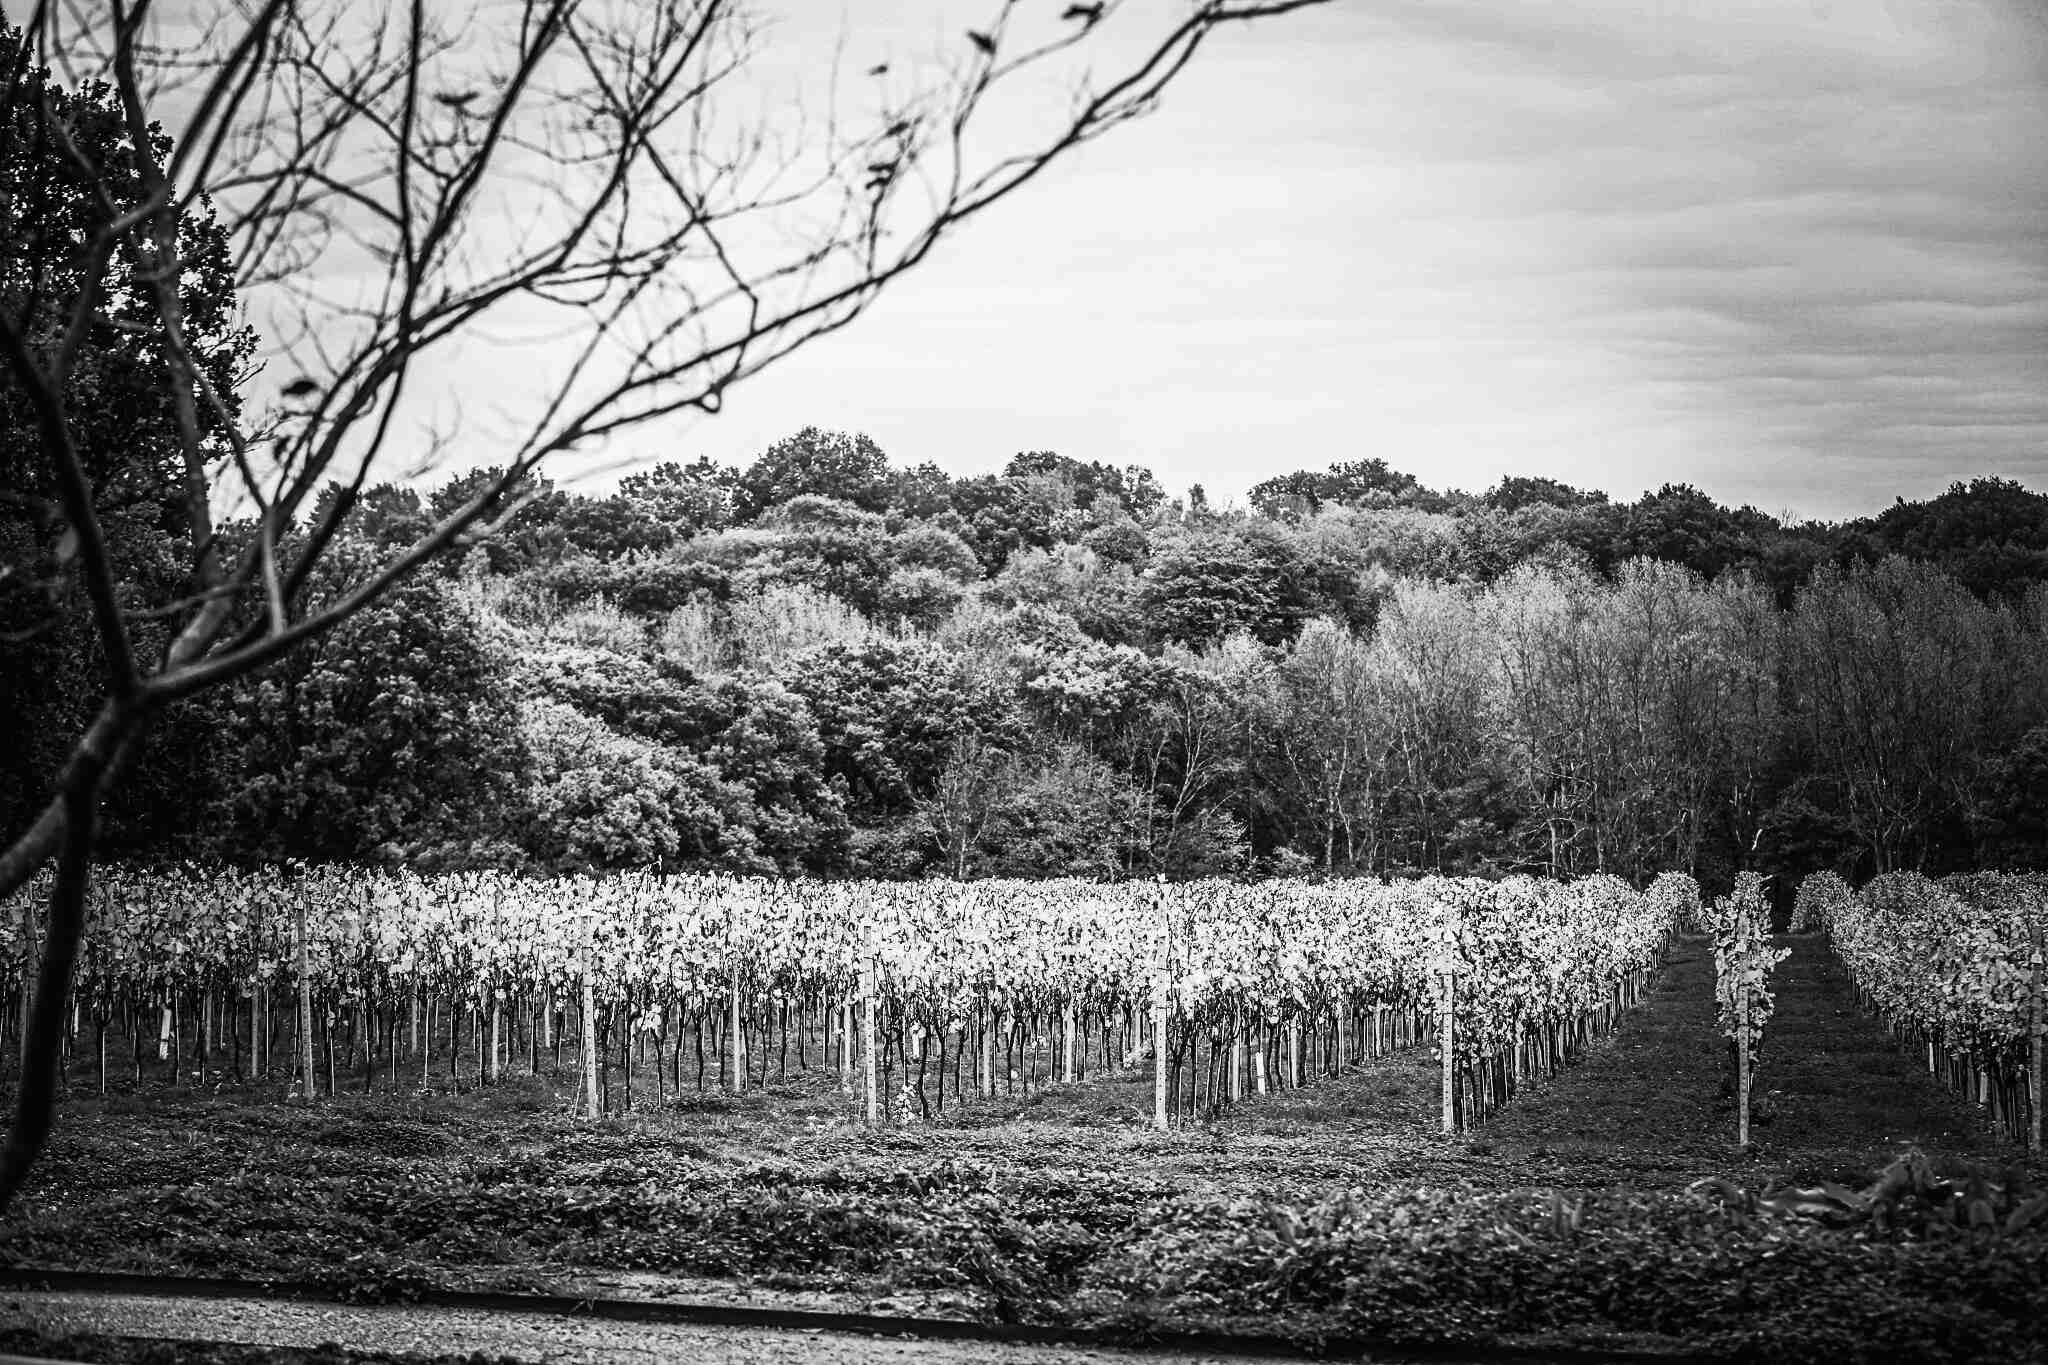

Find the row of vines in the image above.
[
  {"left": 3, "top": 867, "right": 1686, "bottom": 1128},
  {"left": 1803, "top": 870, "right": 2047, "bottom": 1149}
]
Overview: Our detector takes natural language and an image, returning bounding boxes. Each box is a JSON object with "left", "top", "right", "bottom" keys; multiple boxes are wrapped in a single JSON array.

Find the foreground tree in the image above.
[{"left": 0, "top": 0, "right": 1325, "bottom": 1210}]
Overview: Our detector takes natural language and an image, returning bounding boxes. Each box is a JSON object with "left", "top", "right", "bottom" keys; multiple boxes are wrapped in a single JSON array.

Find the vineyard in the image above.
[
  {"left": 10, "top": 866, "right": 2048, "bottom": 1362},
  {"left": 5, "top": 867, "right": 1682, "bottom": 1131},
  {"left": 1815, "top": 870, "right": 2048, "bottom": 1147}
]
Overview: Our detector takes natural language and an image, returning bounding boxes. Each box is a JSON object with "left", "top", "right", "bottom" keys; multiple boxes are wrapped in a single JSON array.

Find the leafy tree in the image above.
[
  {"left": 617, "top": 457, "right": 740, "bottom": 537},
  {"left": 311, "top": 483, "right": 434, "bottom": 554},
  {"left": 777, "top": 640, "right": 1022, "bottom": 823},
  {"left": 1363, "top": 579, "right": 1510, "bottom": 872},
  {"left": 948, "top": 473, "right": 1067, "bottom": 572},
  {"left": 426, "top": 467, "right": 572, "bottom": 574},
  {"left": 886, "top": 523, "right": 982, "bottom": 582},
  {"left": 733, "top": 498, "right": 893, "bottom": 612},
  {"left": 0, "top": 45, "right": 252, "bottom": 849},
  {"left": 528, "top": 551, "right": 731, "bottom": 615},
  {"left": 989, "top": 544, "right": 1147, "bottom": 644},
  {"left": 915, "top": 732, "right": 1016, "bottom": 879},
  {"left": 1004, "top": 609, "right": 1183, "bottom": 742},
  {"left": 1266, "top": 618, "right": 1390, "bottom": 870},
  {"left": 1142, "top": 522, "right": 1340, "bottom": 645},
  {"left": 1483, "top": 475, "right": 1608, "bottom": 514},
  {"left": 1082, "top": 518, "right": 1150, "bottom": 565},
  {"left": 0, "top": 47, "right": 250, "bottom": 543},
  {"left": 1971, "top": 723, "right": 2048, "bottom": 870},
  {"left": 884, "top": 461, "right": 959, "bottom": 522},
  {"left": 736, "top": 429, "right": 891, "bottom": 519},
  {"left": 516, "top": 697, "right": 761, "bottom": 872},
  {"left": 1853, "top": 478, "right": 2048, "bottom": 600},
  {"left": 977, "top": 742, "right": 1143, "bottom": 878},
  {"left": 501, "top": 618, "right": 847, "bottom": 871},
  {"left": 515, "top": 639, "right": 705, "bottom": 747},
  {"left": 697, "top": 676, "right": 849, "bottom": 874},
  {"left": 203, "top": 560, "right": 526, "bottom": 863},
  {"left": 548, "top": 493, "right": 677, "bottom": 560},
  {"left": 875, "top": 567, "right": 965, "bottom": 631},
  {"left": 1780, "top": 558, "right": 2016, "bottom": 875},
  {"left": 1248, "top": 458, "right": 1441, "bottom": 519},
  {"left": 1748, "top": 528, "right": 1836, "bottom": 606},
  {"left": 1244, "top": 470, "right": 1326, "bottom": 520},
  {"left": 1617, "top": 484, "right": 1772, "bottom": 580},
  {"left": 664, "top": 581, "right": 886, "bottom": 676},
  {"left": 1004, "top": 451, "right": 1164, "bottom": 519}
]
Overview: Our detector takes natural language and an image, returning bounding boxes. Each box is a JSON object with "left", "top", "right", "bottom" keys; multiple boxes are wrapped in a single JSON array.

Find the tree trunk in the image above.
[{"left": 0, "top": 782, "right": 103, "bottom": 1214}]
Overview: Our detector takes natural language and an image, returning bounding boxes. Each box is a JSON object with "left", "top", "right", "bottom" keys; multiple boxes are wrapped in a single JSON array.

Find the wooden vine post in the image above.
[
  {"left": 1437, "top": 894, "right": 1461, "bottom": 1136},
  {"left": 1152, "top": 878, "right": 1170, "bottom": 1131},
  {"left": 979, "top": 1006, "right": 995, "bottom": 1098},
  {"left": 1736, "top": 942, "right": 1753, "bottom": 1145},
  {"left": 578, "top": 908, "right": 600, "bottom": 1119},
  {"left": 2029, "top": 919, "right": 2044, "bottom": 1154},
  {"left": 294, "top": 896, "right": 315, "bottom": 1101},
  {"left": 1061, "top": 924, "right": 1079, "bottom": 1084},
  {"left": 861, "top": 952, "right": 880, "bottom": 1127},
  {"left": 489, "top": 982, "right": 502, "bottom": 1085},
  {"left": 839, "top": 1000, "right": 854, "bottom": 1093},
  {"left": 727, "top": 906, "right": 744, "bottom": 1095},
  {"left": 1230, "top": 1017, "right": 1247, "bottom": 1103},
  {"left": 1439, "top": 967, "right": 1457, "bottom": 1135}
]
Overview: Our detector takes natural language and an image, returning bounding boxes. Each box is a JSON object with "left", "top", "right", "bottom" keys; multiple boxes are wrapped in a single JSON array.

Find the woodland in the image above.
[{"left": 10, "top": 421, "right": 2048, "bottom": 893}]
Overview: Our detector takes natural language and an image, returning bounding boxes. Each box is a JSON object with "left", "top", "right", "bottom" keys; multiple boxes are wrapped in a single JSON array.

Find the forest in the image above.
[{"left": 8, "top": 424, "right": 2047, "bottom": 892}]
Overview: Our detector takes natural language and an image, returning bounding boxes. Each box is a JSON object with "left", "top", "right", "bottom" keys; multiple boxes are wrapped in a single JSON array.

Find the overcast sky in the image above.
[{"left": 432, "top": 0, "right": 2048, "bottom": 520}]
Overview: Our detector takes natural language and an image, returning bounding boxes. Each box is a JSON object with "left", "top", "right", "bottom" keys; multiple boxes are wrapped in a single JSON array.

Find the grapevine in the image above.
[
  {"left": 1703, "top": 871, "right": 1787, "bottom": 1148},
  {"left": 1822, "top": 871, "right": 2048, "bottom": 1146},
  {"left": 3, "top": 867, "right": 1675, "bottom": 1128}
]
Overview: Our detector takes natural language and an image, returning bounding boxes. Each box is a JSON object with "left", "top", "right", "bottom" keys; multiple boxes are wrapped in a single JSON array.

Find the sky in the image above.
[{"left": 249, "top": 0, "right": 2048, "bottom": 521}]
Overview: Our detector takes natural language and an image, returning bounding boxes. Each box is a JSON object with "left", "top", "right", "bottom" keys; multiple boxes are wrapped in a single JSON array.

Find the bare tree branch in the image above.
[{"left": 0, "top": 0, "right": 1330, "bottom": 1208}]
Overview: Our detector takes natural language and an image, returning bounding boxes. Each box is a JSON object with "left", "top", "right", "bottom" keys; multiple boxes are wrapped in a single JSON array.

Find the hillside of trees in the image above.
[{"left": 7, "top": 429, "right": 2048, "bottom": 891}]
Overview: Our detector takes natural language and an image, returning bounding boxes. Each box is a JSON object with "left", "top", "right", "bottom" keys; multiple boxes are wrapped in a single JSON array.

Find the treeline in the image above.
[{"left": 5, "top": 429, "right": 2047, "bottom": 888}]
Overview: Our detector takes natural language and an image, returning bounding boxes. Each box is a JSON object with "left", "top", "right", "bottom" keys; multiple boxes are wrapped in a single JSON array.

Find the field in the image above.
[{"left": 6, "top": 921, "right": 2046, "bottom": 1365}]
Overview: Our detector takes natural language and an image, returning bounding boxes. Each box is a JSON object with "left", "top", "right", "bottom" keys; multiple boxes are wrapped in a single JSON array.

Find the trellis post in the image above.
[
  {"left": 295, "top": 898, "right": 315, "bottom": 1101},
  {"left": 1152, "top": 878, "right": 1169, "bottom": 1131},
  {"left": 1734, "top": 910, "right": 1753, "bottom": 1149},
  {"left": 1439, "top": 968, "right": 1457, "bottom": 1136},
  {"left": 727, "top": 908, "right": 744, "bottom": 1094},
  {"left": 577, "top": 907, "right": 600, "bottom": 1119},
  {"left": 2030, "top": 919, "right": 2043, "bottom": 1154},
  {"left": 861, "top": 955, "right": 880, "bottom": 1126}
]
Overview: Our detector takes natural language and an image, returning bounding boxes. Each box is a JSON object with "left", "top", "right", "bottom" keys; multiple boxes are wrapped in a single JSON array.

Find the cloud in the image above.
[
  {"left": 1275, "top": 0, "right": 2048, "bottom": 511},
  {"left": 425, "top": 0, "right": 2047, "bottom": 520}
]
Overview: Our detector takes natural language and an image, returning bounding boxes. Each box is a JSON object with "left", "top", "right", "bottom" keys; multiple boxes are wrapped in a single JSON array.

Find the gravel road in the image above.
[{"left": 0, "top": 1291, "right": 1291, "bottom": 1365}]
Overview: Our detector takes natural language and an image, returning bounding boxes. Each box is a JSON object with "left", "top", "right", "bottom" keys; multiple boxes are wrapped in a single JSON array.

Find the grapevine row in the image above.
[
  {"left": 4, "top": 867, "right": 1682, "bottom": 1129},
  {"left": 1812, "top": 870, "right": 2047, "bottom": 1147}
]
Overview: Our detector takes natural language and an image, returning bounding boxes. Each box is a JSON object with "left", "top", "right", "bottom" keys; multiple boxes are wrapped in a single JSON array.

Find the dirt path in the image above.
[
  {"left": 0, "top": 1291, "right": 1282, "bottom": 1365},
  {"left": 1481, "top": 934, "right": 2006, "bottom": 1188},
  {"left": 1756, "top": 935, "right": 2001, "bottom": 1163}
]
